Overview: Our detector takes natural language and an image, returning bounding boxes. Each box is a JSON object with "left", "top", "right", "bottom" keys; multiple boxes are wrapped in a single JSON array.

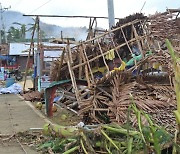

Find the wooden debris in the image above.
[{"left": 46, "top": 10, "right": 180, "bottom": 132}]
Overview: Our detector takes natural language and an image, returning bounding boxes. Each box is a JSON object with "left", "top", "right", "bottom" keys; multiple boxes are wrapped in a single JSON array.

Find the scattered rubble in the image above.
[
  {"left": 22, "top": 91, "right": 43, "bottom": 102},
  {"left": 46, "top": 9, "right": 180, "bottom": 135}
]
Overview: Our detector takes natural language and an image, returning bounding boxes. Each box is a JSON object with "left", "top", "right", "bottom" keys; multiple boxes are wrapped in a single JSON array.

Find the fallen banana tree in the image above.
[{"left": 37, "top": 103, "right": 173, "bottom": 154}]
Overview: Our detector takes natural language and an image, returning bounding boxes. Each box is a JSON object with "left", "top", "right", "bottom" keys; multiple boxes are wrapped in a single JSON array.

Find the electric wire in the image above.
[{"left": 5, "top": 0, "right": 54, "bottom": 28}]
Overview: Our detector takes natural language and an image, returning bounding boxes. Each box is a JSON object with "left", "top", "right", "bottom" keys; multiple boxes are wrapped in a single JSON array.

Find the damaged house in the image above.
[{"left": 42, "top": 9, "right": 180, "bottom": 134}]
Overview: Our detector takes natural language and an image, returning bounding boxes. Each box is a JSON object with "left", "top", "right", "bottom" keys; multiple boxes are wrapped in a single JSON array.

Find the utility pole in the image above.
[
  {"left": 107, "top": 0, "right": 115, "bottom": 29},
  {"left": 0, "top": 3, "right": 10, "bottom": 44}
]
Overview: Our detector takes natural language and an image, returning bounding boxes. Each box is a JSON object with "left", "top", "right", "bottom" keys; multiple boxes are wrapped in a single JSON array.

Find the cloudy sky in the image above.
[{"left": 0, "top": 0, "right": 180, "bottom": 28}]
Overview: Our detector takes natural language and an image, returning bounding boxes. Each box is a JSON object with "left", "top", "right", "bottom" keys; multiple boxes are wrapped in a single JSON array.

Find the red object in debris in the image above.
[
  {"left": 48, "top": 87, "right": 57, "bottom": 117},
  {"left": 3, "top": 64, "right": 19, "bottom": 69}
]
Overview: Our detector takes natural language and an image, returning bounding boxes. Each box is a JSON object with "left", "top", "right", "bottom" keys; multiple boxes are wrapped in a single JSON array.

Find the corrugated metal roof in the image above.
[
  {"left": 9, "top": 43, "right": 30, "bottom": 56},
  {"left": 9, "top": 42, "right": 65, "bottom": 56}
]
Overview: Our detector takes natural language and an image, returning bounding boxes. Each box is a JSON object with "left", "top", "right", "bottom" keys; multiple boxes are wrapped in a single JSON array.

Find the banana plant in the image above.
[{"left": 166, "top": 39, "right": 180, "bottom": 126}]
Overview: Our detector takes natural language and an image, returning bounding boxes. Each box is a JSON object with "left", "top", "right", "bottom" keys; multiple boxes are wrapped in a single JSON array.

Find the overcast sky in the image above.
[{"left": 0, "top": 0, "right": 180, "bottom": 28}]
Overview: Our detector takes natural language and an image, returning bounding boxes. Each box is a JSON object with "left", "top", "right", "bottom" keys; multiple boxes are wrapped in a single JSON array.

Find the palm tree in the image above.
[
  {"left": 7, "top": 26, "right": 21, "bottom": 42},
  {"left": 27, "top": 25, "right": 46, "bottom": 39},
  {"left": 13, "top": 22, "right": 28, "bottom": 40}
]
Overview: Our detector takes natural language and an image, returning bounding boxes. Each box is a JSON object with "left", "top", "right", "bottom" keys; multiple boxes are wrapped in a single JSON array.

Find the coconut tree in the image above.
[
  {"left": 13, "top": 22, "right": 28, "bottom": 40},
  {"left": 7, "top": 26, "right": 21, "bottom": 42},
  {"left": 28, "top": 23, "right": 47, "bottom": 39}
]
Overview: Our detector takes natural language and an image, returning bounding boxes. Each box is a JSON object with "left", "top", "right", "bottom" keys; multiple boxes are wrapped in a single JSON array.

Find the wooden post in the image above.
[
  {"left": 78, "top": 48, "right": 83, "bottom": 79},
  {"left": 82, "top": 44, "right": 95, "bottom": 83},
  {"left": 48, "top": 86, "right": 56, "bottom": 117},
  {"left": 79, "top": 46, "right": 91, "bottom": 87},
  {"left": 23, "top": 17, "right": 38, "bottom": 92},
  {"left": 56, "top": 48, "right": 65, "bottom": 81},
  {"left": 66, "top": 45, "right": 81, "bottom": 103}
]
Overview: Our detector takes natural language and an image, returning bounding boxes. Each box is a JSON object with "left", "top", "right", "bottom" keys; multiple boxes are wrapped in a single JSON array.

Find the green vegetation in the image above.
[
  {"left": 6, "top": 23, "right": 46, "bottom": 42},
  {"left": 166, "top": 39, "right": 180, "bottom": 153},
  {"left": 37, "top": 103, "right": 173, "bottom": 153}
]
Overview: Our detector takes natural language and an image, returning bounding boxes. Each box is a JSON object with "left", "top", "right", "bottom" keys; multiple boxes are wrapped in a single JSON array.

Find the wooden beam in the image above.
[
  {"left": 66, "top": 45, "right": 81, "bottom": 103},
  {"left": 23, "top": 14, "right": 122, "bottom": 19},
  {"left": 23, "top": 17, "right": 38, "bottom": 92}
]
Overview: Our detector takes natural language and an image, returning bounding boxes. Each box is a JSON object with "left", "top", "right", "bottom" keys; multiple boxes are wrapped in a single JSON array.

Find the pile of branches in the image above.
[
  {"left": 113, "top": 13, "right": 146, "bottom": 44},
  {"left": 78, "top": 72, "right": 177, "bottom": 133},
  {"left": 148, "top": 11, "right": 180, "bottom": 41}
]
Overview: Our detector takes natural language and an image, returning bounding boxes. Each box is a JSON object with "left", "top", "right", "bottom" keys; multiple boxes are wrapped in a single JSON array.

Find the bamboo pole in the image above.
[
  {"left": 72, "top": 36, "right": 146, "bottom": 70},
  {"left": 120, "top": 26, "right": 137, "bottom": 68},
  {"left": 56, "top": 48, "right": 65, "bottom": 81},
  {"left": 23, "top": 17, "right": 38, "bottom": 92},
  {"left": 82, "top": 44, "right": 95, "bottom": 83},
  {"left": 132, "top": 24, "right": 144, "bottom": 58},
  {"left": 97, "top": 40, "right": 110, "bottom": 72},
  {"left": 79, "top": 46, "right": 91, "bottom": 87},
  {"left": 108, "top": 32, "right": 123, "bottom": 63},
  {"left": 71, "top": 19, "right": 143, "bottom": 49},
  {"left": 66, "top": 45, "right": 81, "bottom": 103},
  {"left": 139, "top": 21, "right": 151, "bottom": 51},
  {"left": 78, "top": 49, "right": 83, "bottom": 79}
]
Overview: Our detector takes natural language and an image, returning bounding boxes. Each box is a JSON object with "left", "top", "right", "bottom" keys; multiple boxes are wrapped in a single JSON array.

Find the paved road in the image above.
[{"left": 0, "top": 94, "right": 47, "bottom": 154}]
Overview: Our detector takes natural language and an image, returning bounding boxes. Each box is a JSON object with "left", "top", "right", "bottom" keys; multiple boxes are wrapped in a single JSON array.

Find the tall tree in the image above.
[
  {"left": 7, "top": 26, "right": 21, "bottom": 42},
  {"left": 13, "top": 22, "right": 28, "bottom": 40}
]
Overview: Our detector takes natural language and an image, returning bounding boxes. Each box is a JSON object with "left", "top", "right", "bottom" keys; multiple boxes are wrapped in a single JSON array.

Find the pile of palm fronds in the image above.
[
  {"left": 113, "top": 13, "right": 146, "bottom": 44},
  {"left": 78, "top": 72, "right": 177, "bottom": 133},
  {"left": 148, "top": 10, "right": 180, "bottom": 41}
]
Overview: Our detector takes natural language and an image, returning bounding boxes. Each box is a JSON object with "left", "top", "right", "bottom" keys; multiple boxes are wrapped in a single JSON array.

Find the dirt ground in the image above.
[{"left": 18, "top": 77, "right": 33, "bottom": 91}]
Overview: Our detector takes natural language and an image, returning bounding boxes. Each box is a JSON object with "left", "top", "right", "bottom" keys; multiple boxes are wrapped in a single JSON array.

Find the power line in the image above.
[
  {"left": 5, "top": 0, "right": 54, "bottom": 29},
  {"left": 29, "top": 0, "right": 54, "bottom": 14}
]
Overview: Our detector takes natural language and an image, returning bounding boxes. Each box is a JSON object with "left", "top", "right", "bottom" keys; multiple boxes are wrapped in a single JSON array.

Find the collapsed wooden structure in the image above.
[{"left": 47, "top": 9, "right": 180, "bottom": 130}]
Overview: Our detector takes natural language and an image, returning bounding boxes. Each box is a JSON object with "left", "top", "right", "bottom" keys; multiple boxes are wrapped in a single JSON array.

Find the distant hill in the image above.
[{"left": 1, "top": 11, "right": 88, "bottom": 41}]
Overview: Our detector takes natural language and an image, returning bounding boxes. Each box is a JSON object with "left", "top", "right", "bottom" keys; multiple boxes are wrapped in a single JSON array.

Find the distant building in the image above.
[{"left": 9, "top": 42, "right": 64, "bottom": 72}]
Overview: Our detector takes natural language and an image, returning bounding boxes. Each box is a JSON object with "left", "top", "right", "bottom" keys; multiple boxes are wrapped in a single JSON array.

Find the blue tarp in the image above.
[{"left": 0, "top": 55, "right": 13, "bottom": 61}]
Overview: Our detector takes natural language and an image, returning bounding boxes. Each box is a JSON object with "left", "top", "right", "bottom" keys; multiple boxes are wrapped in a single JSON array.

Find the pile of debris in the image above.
[
  {"left": 148, "top": 9, "right": 180, "bottom": 41},
  {"left": 22, "top": 91, "right": 43, "bottom": 102},
  {"left": 47, "top": 9, "right": 180, "bottom": 133}
]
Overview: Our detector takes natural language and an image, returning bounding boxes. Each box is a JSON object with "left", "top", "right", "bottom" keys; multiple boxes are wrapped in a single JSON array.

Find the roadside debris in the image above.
[
  {"left": 0, "top": 83, "right": 22, "bottom": 94},
  {"left": 0, "top": 104, "right": 175, "bottom": 154},
  {"left": 17, "top": 9, "right": 180, "bottom": 153},
  {"left": 44, "top": 9, "right": 180, "bottom": 133},
  {"left": 22, "top": 91, "right": 43, "bottom": 101}
]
